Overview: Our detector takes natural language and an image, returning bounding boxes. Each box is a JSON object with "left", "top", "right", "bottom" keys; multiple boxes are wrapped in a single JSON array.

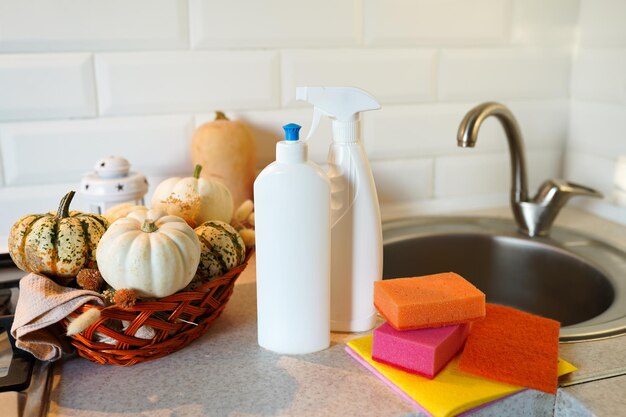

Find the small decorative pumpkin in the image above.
[
  {"left": 190, "top": 220, "right": 246, "bottom": 287},
  {"left": 151, "top": 165, "right": 234, "bottom": 228},
  {"left": 95, "top": 209, "right": 201, "bottom": 298},
  {"left": 191, "top": 111, "right": 256, "bottom": 209},
  {"left": 230, "top": 200, "right": 255, "bottom": 248},
  {"left": 102, "top": 202, "right": 148, "bottom": 224},
  {"left": 8, "top": 191, "right": 108, "bottom": 278}
]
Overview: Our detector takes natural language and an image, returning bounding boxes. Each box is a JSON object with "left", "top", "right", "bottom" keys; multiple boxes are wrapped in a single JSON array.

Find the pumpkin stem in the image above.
[
  {"left": 193, "top": 164, "right": 203, "bottom": 179},
  {"left": 57, "top": 191, "right": 76, "bottom": 219},
  {"left": 215, "top": 111, "right": 228, "bottom": 121},
  {"left": 141, "top": 219, "right": 158, "bottom": 233}
]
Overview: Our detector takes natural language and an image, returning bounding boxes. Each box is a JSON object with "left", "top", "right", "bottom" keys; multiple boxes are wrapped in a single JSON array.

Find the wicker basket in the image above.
[{"left": 60, "top": 251, "right": 253, "bottom": 366}]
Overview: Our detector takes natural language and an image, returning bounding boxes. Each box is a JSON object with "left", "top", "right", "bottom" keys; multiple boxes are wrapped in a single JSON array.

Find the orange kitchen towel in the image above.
[{"left": 458, "top": 304, "right": 561, "bottom": 394}]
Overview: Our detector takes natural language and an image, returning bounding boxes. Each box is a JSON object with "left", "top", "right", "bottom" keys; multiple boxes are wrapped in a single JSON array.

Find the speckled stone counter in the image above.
[{"left": 48, "top": 207, "right": 626, "bottom": 417}]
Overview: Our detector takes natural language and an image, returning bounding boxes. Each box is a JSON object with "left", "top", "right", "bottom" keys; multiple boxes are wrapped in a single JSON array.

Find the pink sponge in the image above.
[{"left": 372, "top": 321, "right": 471, "bottom": 379}]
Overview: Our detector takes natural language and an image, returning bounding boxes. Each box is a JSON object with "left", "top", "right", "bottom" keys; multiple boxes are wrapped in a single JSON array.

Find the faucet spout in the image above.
[
  {"left": 457, "top": 102, "right": 602, "bottom": 237},
  {"left": 457, "top": 102, "right": 529, "bottom": 208}
]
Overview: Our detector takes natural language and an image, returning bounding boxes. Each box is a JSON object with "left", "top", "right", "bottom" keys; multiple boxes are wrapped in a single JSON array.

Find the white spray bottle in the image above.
[{"left": 296, "top": 86, "right": 382, "bottom": 332}]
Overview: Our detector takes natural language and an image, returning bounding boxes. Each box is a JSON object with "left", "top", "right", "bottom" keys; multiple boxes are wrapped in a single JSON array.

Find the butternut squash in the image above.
[{"left": 191, "top": 111, "right": 256, "bottom": 208}]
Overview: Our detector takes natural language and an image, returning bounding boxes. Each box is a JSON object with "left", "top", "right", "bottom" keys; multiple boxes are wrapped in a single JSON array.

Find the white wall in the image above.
[
  {"left": 565, "top": 0, "right": 626, "bottom": 223},
  {"left": 0, "top": 0, "right": 580, "bottom": 239}
]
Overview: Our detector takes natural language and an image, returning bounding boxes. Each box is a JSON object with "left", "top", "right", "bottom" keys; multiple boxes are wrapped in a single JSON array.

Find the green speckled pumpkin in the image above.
[
  {"left": 8, "top": 191, "right": 108, "bottom": 278},
  {"left": 192, "top": 220, "right": 245, "bottom": 285}
]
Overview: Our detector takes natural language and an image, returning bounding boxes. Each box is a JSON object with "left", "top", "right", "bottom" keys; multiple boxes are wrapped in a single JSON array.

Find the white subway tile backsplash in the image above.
[
  {"left": 508, "top": 100, "right": 569, "bottom": 150},
  {"left": 568, "top": 102, "right": 626, "bottom": 159},
  {"left": 437, "top": 148, "right": 560, "bottom": 198},
  {"left": 281, "top": 49, "right": 437, "bottom": 107},
  {"left": 363, "top": 100, "right": 567, "bottom": 161},
  {"left": 190, "top": 0, "right": 360, "bottom": 49},
  {"left": 527, "top": 149, "right": 562, "bottom": 191},
  {"left": 371, "top": 158, "right": 433, "bottom": 204},
  {"left": 0, "top": 0, "right": 621, "bottom": 228},
  {"left": 434, "top": 149, "right": 561, "bottom": 199},
  {"left": 205, "top": 101, "right": 566, "bottom": 173},
  {"left": 380, "top": 193, "right": 510, "bottom": 221},
  {"left": 200, "top": 100, "right": 567, "bottom": 172},
  {"left": 579, "top": 0, "right": 626, "bottom": 46},
  {"left": 571, "top": 49, "right": 626, "bottom": 103},
  {"left": 569, "top": 2, "right": 626, "bottom": 216},
  {"left": 564, "top": 152, "right": 616, "bottom": 195},
  {"left": 95, "top": 51, "right": 280, "bottom": 116},
  {"left": 363, "top": 103, "right": 506, "bottom": 160},
  {"left": 439, "top": 48, "right": 571, "bottom": 101},
  {"left": 511, "top": 0, "right": 579, "bottom": 46},
  {"left": 0, "top": 115, "right": 195, "bottom": 186},
  {"left": 0, "top": 0, "right": 188, "bottom": 52},
  {"left": 364, "top": 0, "right": 511, "bottom": 46},
  {"left": 434, "top": 152, "right": 510, "bottom": 198},
  {"left": 0, "top": 54, "right": 96, "bottom": 122}
]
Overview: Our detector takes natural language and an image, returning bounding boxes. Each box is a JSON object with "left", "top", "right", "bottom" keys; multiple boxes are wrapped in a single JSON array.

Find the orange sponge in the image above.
[
  {"left": 374, "top": 273, "right": 485, "bottom": 330},
  {"left": 458, "top": 304, "right": 560, "bottom": 394}
]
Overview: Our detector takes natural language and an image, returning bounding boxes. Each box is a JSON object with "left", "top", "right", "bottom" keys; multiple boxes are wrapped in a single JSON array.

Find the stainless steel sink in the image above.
[{"left": 382, "top": 217, "right": 626, "bottom": 342}]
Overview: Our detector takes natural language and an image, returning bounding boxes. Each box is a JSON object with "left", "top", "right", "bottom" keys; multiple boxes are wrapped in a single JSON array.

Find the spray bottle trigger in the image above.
[{"left": 304, "top": 107, "right": 324, "bottom": 142}]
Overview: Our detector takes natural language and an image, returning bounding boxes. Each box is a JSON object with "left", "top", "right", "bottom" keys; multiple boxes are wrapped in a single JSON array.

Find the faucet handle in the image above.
[
  {"left": 533, "top": 179, "right": 603, "bottom": 205},
  {"left": 519, "top": 179, "right": 603, "bottom": 237}
]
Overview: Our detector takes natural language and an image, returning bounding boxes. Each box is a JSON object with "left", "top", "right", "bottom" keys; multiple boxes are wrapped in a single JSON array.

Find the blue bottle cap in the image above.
[{"left": 283, "top": 123, "right": 301, "bottom": 141}]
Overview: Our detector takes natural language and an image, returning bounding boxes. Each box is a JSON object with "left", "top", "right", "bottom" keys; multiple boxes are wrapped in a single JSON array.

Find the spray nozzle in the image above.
[{"left": 296, "top": 86, "right": 380, "bottom": 141}]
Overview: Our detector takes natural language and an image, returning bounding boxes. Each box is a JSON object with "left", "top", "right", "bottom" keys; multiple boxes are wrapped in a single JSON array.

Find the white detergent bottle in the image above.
[
  {"left": 254, "top": 123, "right": 331, "bottom": 354},
  {"left": 296, "top": 86, "right": 382, "bottom": 332}
]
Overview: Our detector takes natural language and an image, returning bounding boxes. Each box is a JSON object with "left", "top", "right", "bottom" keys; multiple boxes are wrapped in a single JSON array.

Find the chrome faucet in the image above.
[{"left": 457, "top": 102, "right": 602, "bottom": 237}]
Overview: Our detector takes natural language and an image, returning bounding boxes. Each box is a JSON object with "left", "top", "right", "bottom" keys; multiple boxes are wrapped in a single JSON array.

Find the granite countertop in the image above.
[{"left": 48, "top": 207, "right": 626, "bottom": 417}]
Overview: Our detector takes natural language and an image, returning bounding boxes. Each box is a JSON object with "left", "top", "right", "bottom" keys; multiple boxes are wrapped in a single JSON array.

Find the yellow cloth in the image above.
[{"left": 347, "top": 335, "right": 576, "bottom": 417}]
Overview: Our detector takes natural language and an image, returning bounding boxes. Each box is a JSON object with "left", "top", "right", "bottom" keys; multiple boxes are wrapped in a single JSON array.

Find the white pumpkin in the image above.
[
  {"left": 151, "top": 165, "right": 234, "bottom": 228},
  {"left": 96, "top": 209, "right": 201, "bottom": 298}
]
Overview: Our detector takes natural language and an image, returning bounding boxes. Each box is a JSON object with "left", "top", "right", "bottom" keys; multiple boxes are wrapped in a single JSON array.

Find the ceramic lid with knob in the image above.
[{"left": 80, "top": 156, "right": 148, "bottom": 204}]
